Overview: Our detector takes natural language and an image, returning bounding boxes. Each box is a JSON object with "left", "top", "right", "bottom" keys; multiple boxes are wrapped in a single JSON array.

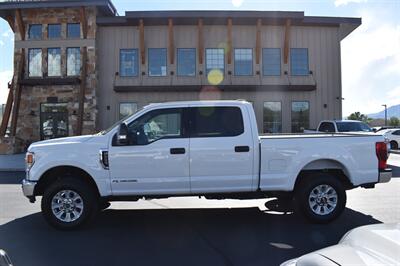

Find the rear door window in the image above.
[
  {"left": 319, "top": 122, "right": 335, "bottom": 132},
  {"left": 190, "top": 107, "right": 244, "bottom": 137}
]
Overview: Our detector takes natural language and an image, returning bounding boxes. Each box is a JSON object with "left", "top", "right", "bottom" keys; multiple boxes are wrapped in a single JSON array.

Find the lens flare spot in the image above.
[
  {"left": 207, "top": 69, "right": 224, "bottom": 85},
  {"left": 218, "top": 42, "right": 230, "bottom": 54}
]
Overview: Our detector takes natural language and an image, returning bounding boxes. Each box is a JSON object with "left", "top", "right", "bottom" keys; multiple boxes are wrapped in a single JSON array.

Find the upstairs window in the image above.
[
  {"left": 67, "top": 23, "right": 81, "bottom": 38},
  {"left": 48, "top": 24, "right": 61, "bottom": 39},
  {"left": 291, "top": 48, "right": 309, "bottom": 76},
  {"left": 28, "top": 24, "right": 42, "bottom": 40},
  {"left": 263, "top": 48, "right": 281, "bottom": 76},
  {"left": 28, "top": 48, "right": 42, "bottom": 77},
  {"left": 177, "top": 48, "right": 196, "bottom": 76},
  {"left": 205, "top": 48, "right": 224, "bottom": 75},
  {"left": 120, "top": 49, "right": 139, "bottom": 77},
  {"left": 47, "top": 48, "right": 61, "bottom": 77},
  {"left": 67, "top": 47, "right": 81, "bottom": 76},
  {"left": 234, "top": 48, "right": 253, "bottom": 76},
  {"left": 148, "top": 48, "right": 167, "bottom": 77}
]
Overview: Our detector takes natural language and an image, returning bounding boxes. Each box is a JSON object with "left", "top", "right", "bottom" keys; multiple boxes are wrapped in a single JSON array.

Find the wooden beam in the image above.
[
  {"left": 168, "top": 18, "right": 174, "bottom": 65},
  {"left": 15, "top": 9, "right": 25, "bottom": 41},
  {"left": 80, "top": 6, "right": 87, "bottom": 39},
  {"left": 284, "top": 19, "right": 291, "bottom": 64},
  {"left": 6, "top": 15, "right": 15, "bottom": 32},
  {"left": 10, "top": 49, "right": 25, "bottom": 136},
  {"left": 76, "top": 47, "right": 87, "bottom": 135},
  {"left": 139, "top": 19, "right": 145, "bottom": 65},
  {"left": 198, "top": 19, "right": 203, "bottom": 65},
  {"left": 255, "top": 18, "right": 262, "bottom": 64},
  {"left": 227, "top": 18, "right": 232, "bottom": 65},
  {"left": 0, "top": 85, "right": 13, "bottom": 137}
]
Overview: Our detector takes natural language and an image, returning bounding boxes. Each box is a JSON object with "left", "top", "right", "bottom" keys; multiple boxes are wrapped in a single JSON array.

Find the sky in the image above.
[{"left": 0, "top": 0, "right": 399, "bottom": 116}]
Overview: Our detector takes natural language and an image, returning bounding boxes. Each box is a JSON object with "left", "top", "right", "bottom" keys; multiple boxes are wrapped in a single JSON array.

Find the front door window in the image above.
[{"left": 40, "top": 103, "right": 68, "bottom": 140}]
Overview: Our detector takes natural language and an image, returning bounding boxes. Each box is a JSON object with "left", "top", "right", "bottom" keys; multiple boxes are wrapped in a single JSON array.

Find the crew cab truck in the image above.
[{"left": 22, "top": 101, "right": 392, "bottom": 230}]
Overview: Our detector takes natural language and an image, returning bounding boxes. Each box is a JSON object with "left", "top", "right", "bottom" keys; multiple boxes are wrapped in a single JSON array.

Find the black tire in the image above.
[
  {"left": 390, "top": 141, "right": 398, "bottom": 150},
  {"left": 41, "top": 177, "right": 99, "bottom": 230},
  {"left": 294, "top": 173, "right": 346, "bottom": 224}
]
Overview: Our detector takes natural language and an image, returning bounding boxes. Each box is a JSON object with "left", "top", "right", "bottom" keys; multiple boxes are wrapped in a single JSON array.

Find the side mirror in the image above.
[
  {"left": 117, "top": 123, "right": 129, "bottom": 145},
  {"left": 372, "top": 128, "right": 377, "bottom": 133}
]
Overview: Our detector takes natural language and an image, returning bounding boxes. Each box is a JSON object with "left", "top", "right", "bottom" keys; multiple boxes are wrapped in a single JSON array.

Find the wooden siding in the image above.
[{"left": 97, "top": 24, "right": 342, "bottom": 133}]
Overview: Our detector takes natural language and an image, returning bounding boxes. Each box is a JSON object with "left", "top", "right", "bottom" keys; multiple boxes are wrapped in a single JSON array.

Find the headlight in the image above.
[{"left": 25, "top": 152, "right": 35, "bottom": 170}]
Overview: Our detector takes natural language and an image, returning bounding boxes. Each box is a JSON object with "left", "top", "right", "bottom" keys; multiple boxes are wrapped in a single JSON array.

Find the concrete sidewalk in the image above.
[{"left": 0, "top": 153, "right": 25, "bottom": 172}]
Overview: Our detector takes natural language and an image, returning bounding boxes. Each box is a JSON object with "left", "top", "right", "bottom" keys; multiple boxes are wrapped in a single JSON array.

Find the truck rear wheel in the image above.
[
  {"left": 41, "top": 177, "right": 99, "bottom": 230},
  {"left": 295, "top": 173, "right": 346, "bottom": 223}
]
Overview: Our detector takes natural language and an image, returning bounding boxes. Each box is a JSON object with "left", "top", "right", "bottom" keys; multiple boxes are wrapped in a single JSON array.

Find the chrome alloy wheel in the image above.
[
  {"left": 51, "top": 190, "right": 84, "bottom": 223},
  {"left": 308, "top": 184, "right": 338, "bottom": 215}
]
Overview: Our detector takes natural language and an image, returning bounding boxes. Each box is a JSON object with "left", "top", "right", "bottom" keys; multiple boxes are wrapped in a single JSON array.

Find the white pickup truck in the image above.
[
  {"left": 304, "top": 120, "right": 374, "bottom": 133},
  {"left": 22, "top": 101, "right": 392, "bottom": 230}
]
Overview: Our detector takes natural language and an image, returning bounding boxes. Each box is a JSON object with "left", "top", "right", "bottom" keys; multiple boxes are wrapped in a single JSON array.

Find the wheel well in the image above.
[
  {"left": 294, "top": 169, "right": 353, "bottom": 191},
  {"left": 34, "top": 166, "right": 100, "bottom": 197}
]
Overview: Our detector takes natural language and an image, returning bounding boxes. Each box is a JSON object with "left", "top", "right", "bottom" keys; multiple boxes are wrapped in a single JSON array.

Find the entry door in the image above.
[
  {"left": 189, "top": 106, "right": 254, "bottom": 193},
  {"left": 108, "top": 108, "right": 190, "bottom": 196},
  {"left": 40, "top": 103, "right": 68, "bottom": 140}
]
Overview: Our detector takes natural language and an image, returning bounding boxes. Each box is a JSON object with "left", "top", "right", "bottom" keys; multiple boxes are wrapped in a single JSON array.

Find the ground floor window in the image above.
[
  {"left": 291, "top": 101, "right": 309, "bottom": 133},
  {"left": 40, "top": 103, "right": 68, "bottom": 140},
  {"left": 119, "top": 102, "right": 138, "bottom": 120},
  {"left": 263, "top": 102, "right": 282, "bottom": 133}
]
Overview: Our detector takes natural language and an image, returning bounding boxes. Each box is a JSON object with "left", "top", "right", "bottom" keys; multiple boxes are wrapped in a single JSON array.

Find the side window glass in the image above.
[
  {"left": 190, "top": 107, "right": 244, "bottom": 137},
  {"left": 127, "top": 108, "right": 182, "bottom": 145},
  {"left": 319, "top": 122, "right": 334, "bottom": 132}
]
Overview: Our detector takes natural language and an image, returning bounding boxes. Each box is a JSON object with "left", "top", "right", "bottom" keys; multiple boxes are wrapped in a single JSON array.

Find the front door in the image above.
[
  {"left": 108, "top": 107, "right": 190, "bottom": 196},
  {"left": 40, "top": 103, "right": 68, "bottom": 140}
]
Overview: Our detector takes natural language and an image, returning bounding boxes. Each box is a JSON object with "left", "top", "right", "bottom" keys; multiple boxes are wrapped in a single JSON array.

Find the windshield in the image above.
[
  {"left": 336, "top": 122, "right": 373, "bottom": 132},
  {"left": 98, "top": 107, "right": 144, "bottom": 135}
]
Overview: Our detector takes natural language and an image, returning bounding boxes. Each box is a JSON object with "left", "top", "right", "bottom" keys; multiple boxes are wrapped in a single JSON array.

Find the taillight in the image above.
[{"left": 376, "top": 142, "right": 388, "bottom": 170}]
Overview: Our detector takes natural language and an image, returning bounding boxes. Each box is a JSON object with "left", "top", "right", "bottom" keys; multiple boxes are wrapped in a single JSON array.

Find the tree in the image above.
[
  {"left": 347, "top": 112, "right": 369, "bottom": 122},
  {"left": 389, "top": 117, "right": 400, "bottom": 127}
]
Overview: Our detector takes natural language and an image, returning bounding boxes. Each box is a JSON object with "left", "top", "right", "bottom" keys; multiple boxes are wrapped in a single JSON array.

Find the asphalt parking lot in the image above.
[{"left": 0, "top": 154, "right": 399, "bottom": 266}]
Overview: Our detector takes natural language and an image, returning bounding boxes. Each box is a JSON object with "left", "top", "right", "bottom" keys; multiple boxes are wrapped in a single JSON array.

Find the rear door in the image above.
[{"left": 188, "top": 105, "right": 254, "bottom": 193}]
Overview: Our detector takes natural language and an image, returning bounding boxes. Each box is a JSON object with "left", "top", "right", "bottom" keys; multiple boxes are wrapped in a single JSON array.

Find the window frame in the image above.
[
  {"left": 290, "top": 48, "right": 309, "bottom": 76},
  {"left": 177, "top": 48, "right": 196, "bottom": 77},
  {"left": 47, "top": 24, "right": 61, "bottom": 39},
  {"left": 118, "top": 102, "right": 138, "bottom": 120},
  {"left": 148, "top": 48, "right": 167, "bottom": 77},
  {"left": 291, "top": 101, "right": 310, "bottom": 133},
  {"left": 188, "top": 106, "right": 245, "bottom": 138},
  {"left": 205, "top": 48, "right": 225, "bottom": 75},
  {"left": 66, "top": 47, "right": 81, "bottom": 77},
  {"left": 28, "top": 24, "right": 42, "bottom": 40},
  {"left": 119, "top": 49, "right": 139, "bottom": 77},
  {"left": 263, "top": 101, "right": 282, "bottom": 133},
  {"left": 262, "top": 48, "right": 281, "bottom": 76},
  {"left": 67, "top": 23, "right": 81, "bottom": 39},
  {"left": 28, "top": 48, "right": 43, "bottom": 77},
  {"left": 234, "top": 48, "right": 253, "bottom": 76},
  {"left": 47, "top": 47, "right": 62, "bottom": 77}
]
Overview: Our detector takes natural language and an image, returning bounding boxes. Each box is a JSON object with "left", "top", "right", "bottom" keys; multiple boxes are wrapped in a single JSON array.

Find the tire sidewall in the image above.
[
  {"left": 295, "top": 174, "right": 346, "bottom": 223},
  {"left": 41, "top": 178, "right": 98, "bottom": 230}
]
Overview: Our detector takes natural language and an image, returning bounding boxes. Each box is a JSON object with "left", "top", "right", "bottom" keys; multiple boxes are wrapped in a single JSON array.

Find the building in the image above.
[{"left": 0, "top": 0, "right": 361, "bottom": 154}]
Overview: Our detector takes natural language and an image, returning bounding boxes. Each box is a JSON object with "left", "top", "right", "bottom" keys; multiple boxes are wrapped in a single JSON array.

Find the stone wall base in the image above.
[{"left": 0, "top": 137, "right": 25, "bottom": 155}]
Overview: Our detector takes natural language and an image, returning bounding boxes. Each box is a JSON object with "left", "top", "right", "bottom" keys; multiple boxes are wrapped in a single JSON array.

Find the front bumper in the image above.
[
  {"left": 22, "top": 179, "right": 37, "bottom": 199},
  {"left": 379, "top": 168, "right": 392, "bottom": 183}
]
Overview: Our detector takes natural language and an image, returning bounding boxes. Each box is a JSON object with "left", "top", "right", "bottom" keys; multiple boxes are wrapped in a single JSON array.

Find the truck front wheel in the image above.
[
  {"left": 41, "top": 177, "right": 99, "bottom": 230},
  {"left": 295, "top": 174, "right": 346, "bottom": 223}
]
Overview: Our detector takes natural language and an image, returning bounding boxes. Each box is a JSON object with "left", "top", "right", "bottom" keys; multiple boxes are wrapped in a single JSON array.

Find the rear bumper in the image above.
[{"left": 379, "top": 168, "right": 392, "bottom": 183}]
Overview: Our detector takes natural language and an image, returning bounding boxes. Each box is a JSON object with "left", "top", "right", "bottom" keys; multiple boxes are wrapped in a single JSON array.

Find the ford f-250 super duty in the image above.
[{"left": 22, "top": 101, "right": 392, "bottom": 230}]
